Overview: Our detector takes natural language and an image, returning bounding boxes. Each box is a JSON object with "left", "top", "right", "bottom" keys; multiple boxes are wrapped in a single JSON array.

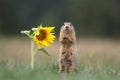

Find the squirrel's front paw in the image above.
[{"left": 63, "top": 37, "right": 68, "bottom": 40}]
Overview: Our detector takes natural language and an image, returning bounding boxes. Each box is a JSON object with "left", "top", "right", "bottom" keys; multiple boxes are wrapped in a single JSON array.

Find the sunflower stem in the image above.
[{"left": 31, "top": 40, "right": 35, "bottom": 69}]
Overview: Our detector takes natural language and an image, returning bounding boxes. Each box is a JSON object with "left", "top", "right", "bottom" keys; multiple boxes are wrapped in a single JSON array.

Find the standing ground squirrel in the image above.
[{"left": 59, "top": 22, "right": 77, "bottom": 74}]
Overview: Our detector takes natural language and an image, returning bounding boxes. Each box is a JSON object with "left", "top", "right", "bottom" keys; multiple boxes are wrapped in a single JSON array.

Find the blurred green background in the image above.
[
  {"left": 0, "top": 0, "right": 120, "bottom": 37},
  {"left": 0, "top": 1, "right": 120, "bottom": 79}
]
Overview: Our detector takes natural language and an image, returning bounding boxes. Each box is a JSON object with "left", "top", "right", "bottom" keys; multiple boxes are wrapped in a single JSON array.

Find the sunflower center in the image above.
[{"left": 36, "top": 30, "right": 46, "bottom": 40}]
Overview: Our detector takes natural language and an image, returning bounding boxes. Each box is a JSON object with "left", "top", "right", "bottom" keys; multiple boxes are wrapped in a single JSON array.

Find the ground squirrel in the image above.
[{"left": 59, "top": 22, "right": 77, "bottom": 74}]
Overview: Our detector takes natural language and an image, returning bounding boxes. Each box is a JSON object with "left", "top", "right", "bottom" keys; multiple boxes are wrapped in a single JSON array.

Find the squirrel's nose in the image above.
[{"left": 65, "top": 26, "right": 69, "bottom": 29}]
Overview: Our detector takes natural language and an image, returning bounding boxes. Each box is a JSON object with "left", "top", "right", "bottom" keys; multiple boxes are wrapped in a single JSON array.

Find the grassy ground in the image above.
[
  {"left": 0, "top": 36, "right": 120, "bottom": 80},
  {"left": 0, "top": 61, "right": 120, "bottom": 80}
]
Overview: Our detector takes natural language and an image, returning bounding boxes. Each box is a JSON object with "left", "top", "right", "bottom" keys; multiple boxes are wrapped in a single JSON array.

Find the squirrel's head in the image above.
[{"left": 61, "top": 22, "right": 74, "bottom": 34}]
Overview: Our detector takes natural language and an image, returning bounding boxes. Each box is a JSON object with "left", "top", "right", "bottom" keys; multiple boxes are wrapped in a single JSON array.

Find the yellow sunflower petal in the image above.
[{"left": 33, "top": 25, "right": 55, "bottom": 48}]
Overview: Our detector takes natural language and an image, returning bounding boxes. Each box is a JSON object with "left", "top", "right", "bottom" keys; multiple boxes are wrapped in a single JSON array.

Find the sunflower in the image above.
[{"left": 34, "top": 25, "right": 56, "bottom": 48}]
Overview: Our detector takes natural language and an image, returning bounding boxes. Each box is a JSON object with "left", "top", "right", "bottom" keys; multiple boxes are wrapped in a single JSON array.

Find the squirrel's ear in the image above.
[
  {"left": 64, "top": 22, "right": 66, "bottom": 24},
  {"left": 61, "top": 25, "right": 64, "bottom": 28},
  {"left": 70, "top": 23, "right": 73, "bottom": 26}
]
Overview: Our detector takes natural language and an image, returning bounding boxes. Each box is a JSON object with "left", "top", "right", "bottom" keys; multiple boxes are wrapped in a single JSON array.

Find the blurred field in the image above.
[
  {"left": 0, "top": 36, "right": 120, "bottom": 80},
  {"left": 0, "top": 36, "right": 120, "bottom": 65}
]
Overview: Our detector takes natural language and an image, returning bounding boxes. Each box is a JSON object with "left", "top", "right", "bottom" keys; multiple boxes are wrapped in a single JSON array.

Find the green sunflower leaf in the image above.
[{"left": 38, "top": 48, "right": 50, "bottom": 56}]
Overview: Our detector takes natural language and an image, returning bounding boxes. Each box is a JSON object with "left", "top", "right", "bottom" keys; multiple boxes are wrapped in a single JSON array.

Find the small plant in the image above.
[{"left": 21, "top": 25, "right": 56, "bottom": 69}]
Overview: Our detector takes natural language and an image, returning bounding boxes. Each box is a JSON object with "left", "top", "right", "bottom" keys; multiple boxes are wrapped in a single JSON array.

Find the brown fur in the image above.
[{"left": 59, "top": 22, "right": 77, "bottom": 74}]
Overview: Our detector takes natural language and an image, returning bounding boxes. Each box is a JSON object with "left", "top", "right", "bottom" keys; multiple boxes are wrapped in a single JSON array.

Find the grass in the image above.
[
  {"left": 0, "top": 61, "right": 120, "bottom": 80},
  {"left": 0, "top": 36, "right": 120, "bottom": 80}
]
